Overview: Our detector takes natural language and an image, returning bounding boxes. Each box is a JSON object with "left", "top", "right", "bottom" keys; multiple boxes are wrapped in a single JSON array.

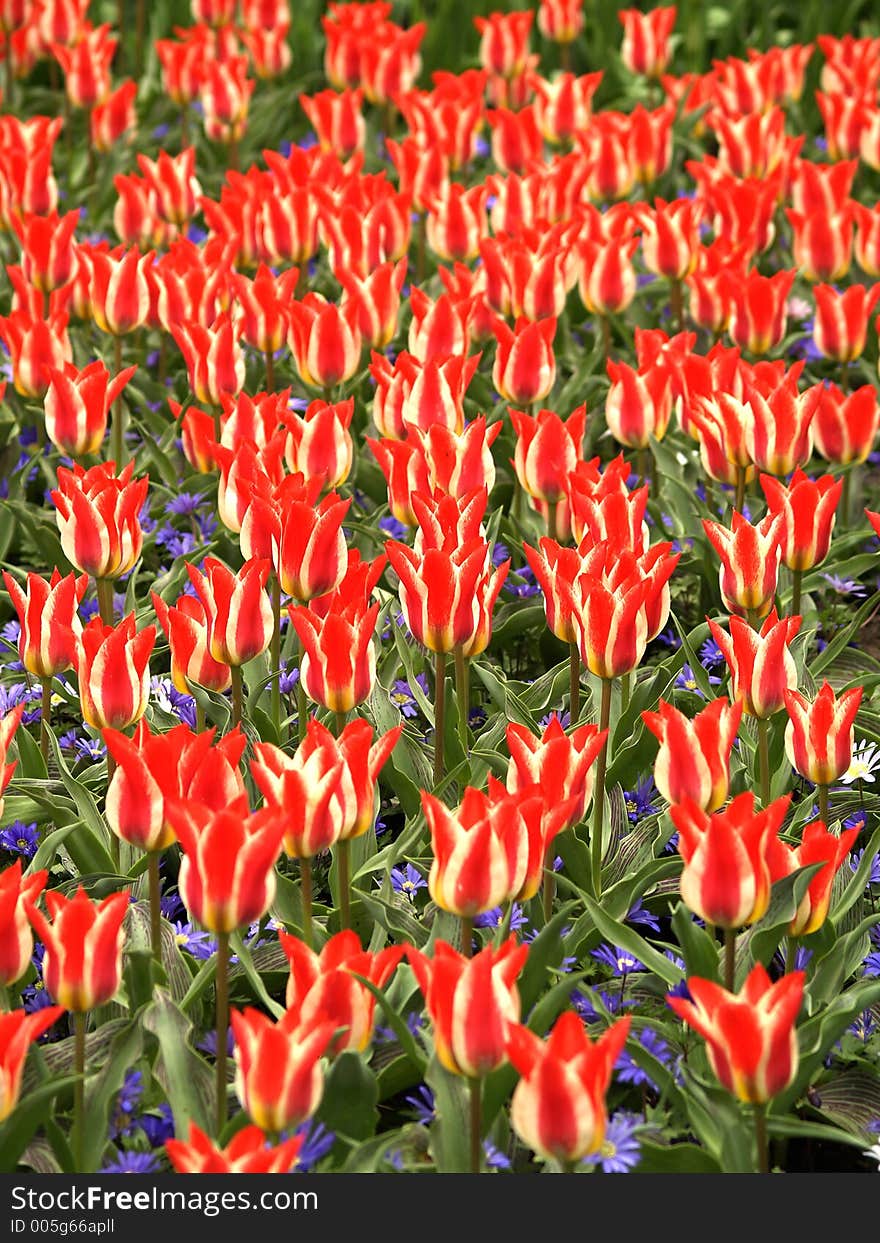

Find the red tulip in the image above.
[
  {"left": 0, "top": 862, "right": 47, "bottom": 988},
  {"left": 166, "top": 799, "right": 286, "bottom": 934},
  {"left": 0, "top": 1007, "right": 65, "bottom": 1123},
  {"left": 474, "top": 9, "right": 533, "bottom": 77},
  {"left": 783, "top": 682, "right": 863, "bottom": 788},
  {"left": 760, "top": 470, "right": 841, "bottom": 572},
  {"left": 76, "top": 614, "right": 155, "bottom": 731},
  {"left": 0, "top": 308, "right": 72, "bottom": 398},
  {"left": 230, "top": 263, "right": 297, "bottom": 356},
  {"left": 172, "top": 314, "right": 246, "bottom": 407},
  {"left": 811, "top": 383, "right": 879, "bottom": 465},
  {"left": 300, "top": 87, "right": 365, "bottom": 158},
  {"left": 506, "top": 716, "right": 608, "bottom": 826},
  {"left": 643, "top": 697, "right": 743, "bottom": 813},
  {"left": 86, "top": 246, "right": 152, "bottom": 337},
  {"left": 507, "top": 1011, "right": 631, "bottom": 1163},
  {"left": 637, "top": 197, "right": 702, "bottom": 281},
  {"left": 151, "top": 591, "right": 232, "bottom": 695},
  {"left": 27, "top": 886, "right": 129, "bottom": 1012},
  {"left": 538, "top": 0, "right": 585, "bottom": 44},
  {"left": 231, "top": 1006, "right": 335, "bottom": 1132},
  {"left": 186, "top": 557, "right": 273, "bottom": 668},
  {"left": 51, "top": 23, "right": 116, "bottom": 109},
  {"left": 408, "top": 938, "right": 528, "bottom": 1077},
  {"left": 812, "top": 282, "right": 880, "bottom": 362},
  {"left": 199, "top": 55, "right": 255, "bottom": 144},
  {"left": 493, "top": 317, "right": 556, "bottom": 406},
  {"left": 3, "top": 568, "right": 88, "bottom": 680},
  {"left": 766, "top": 820, "right": 860, "bottom": 936},
  {"left": 727, "top": 268, "right": 796, "bottom": 355},
  {"left": 670, "top": 792, "right": 789, "bottom": 929},
  {"left": 136, "top": 147, "right": 202, "bottom": 229},
  {"left": 280, "top": 929, "right": 403, "bottom": 1054},
  {"left": 91, "top": 80, "right": 138, "bottom": 153},
  {"left": 51, "top": 461, "right": 148, "bottom": 580},
  {"left": 667, "top": 964, "right": 804, "bottom": 1104},
  {"left": 787, "top": 206, "right": 853, "bottom": 283},
  {"left": 0, "top": 704, "right": 24, "bottom": 821},
  {"left": 605, "top": 358, "right": 672, "bottom": 449},
  {"left": 510, "top": 405, "right": 586, "bottom": 507},
  {"left": 522, "top": 539, "right": 582, "bottom": 643},
  {"left": 284, "top": 399, "right": 354, "bottom": 492},
  {"left": 702, "top": 510, "right": 783, "bottom": 619},
  {"left": 619, "top": 5, "right": 675, "bottom": 77},
  {"left": 104, "top": 721, "right": 248, "bottom": 854},
  {"left": 44, "top": 360, "right": 137, "bottom": 458},
  {"left": 166, "top": 1123, "right": 304, "bottom": 1174},
  {"left": 422, "top": 786, "right": 513, "bottom": 918},
  {"left": 287, "top": 295, "right": 362, "bottom": 391},
  {"left": 11, "top": 209, "right": 79, "bottom": 294},
  {"left": 707, "top": 610, "right": 800, "bottom": 719}
]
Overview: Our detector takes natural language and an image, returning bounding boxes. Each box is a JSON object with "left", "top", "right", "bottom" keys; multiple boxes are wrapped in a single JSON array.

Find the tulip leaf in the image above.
[
  {"left": 0, "top": 1073, "right": 81, "bottom": 1175},
  {"left": 47, "top": 732, "right": 116, "bottom": 876},
  {"left": 424, "top": 1055, "right": 471, "bottom": 1174},
  {"left": 316, "top": 1051, "right": 379, "bottom": 1150},
  {"left": 82, "top": 1019, "right": 143, "bottom": 1172},
  {"left": 578, "top": 893, "right": 685, "bottom": 987},
  {"left": 141, "top": 988, "right": 213, "bottom": 1138},
  {"left": 229, "top": 931, "right": 285, "bottom": 1018},
  {"left": 745, "top": 863, "right": 825, "bottom": 971},
  {"left": 358, "top": 888, "right": 429, "bottom": 948},
  {"left": 671, "top": 902, "right": 721, "bottom": 981},
  {"left": 349, "top": 971, "right": 427, "bottom": 1079},
  {"left": 636, "top": 1140, "right": 722, "bottom": 1173}
]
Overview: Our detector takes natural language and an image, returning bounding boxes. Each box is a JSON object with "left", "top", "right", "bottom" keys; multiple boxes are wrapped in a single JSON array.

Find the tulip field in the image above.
[{"left": 4, "top": 0, "right": 880, "bottom": 1184}]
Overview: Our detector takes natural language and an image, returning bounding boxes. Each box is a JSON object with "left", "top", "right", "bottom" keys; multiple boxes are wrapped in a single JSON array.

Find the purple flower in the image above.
[
  {"left": 474, "top": 902, "right": 528, "bottom": 931},
  {"left": 389, "top": 863, "right": 427, "bottom": 901},
  {"left": 100, "top": 1150, "right": 159, "bottom": 1174},
  {"left": 292, "top": 1119, "right": 335, "bottom": 1172},
  {"left": 404, "top": 1084, "right": 435, "bottom": 1125},
  {"left": 0, "top": 822, "right": 38, "bottom": 859},
  {"left": 582, "top": 1111, "right": 641, "bottom": 1173},
  {"left": 591, "top": 944, "right": 646, "bottom": 977}
]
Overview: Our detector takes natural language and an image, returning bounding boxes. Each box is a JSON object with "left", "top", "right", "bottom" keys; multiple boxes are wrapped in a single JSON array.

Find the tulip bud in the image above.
[
  {"left": 766, "top": 820, "right": 860, "bottom": 937},
  {"left": 77, "top": 614, "right": 155, "bottom": 731},
  {"left": 667, "top": 964, "right": 804, "bottom": 1104},
  {"left": 408, "top": 939, "right": 527, "bottom": 1077},
  {"left": 0, "top": 1008, "right": 66, "bottom": 1123},
  {"left": 707, "top": 611, "right": 800, "bottom": 719},
  {"left": 493, "top": 317, "right": 556, "bottom": 406},
  {"left": 186, "top": 557, "right": 273, "bottom": 668},
  {"left": 52, "top": 461, "right": 148, "bottom": 581},
  {"left": 231, "top": 1007, "right": 334, "bottom": 1133},
  {"left": 0, "top": 862, "right": 48, "bottom": 988},
  {"left": 44, "top": 361, "right": 137, "bottom": 458},
  {"left": 508, "top": 1011, "right": 631, "bottom": 1163},
  {"left": 166, "top": 1123, "right": 304, "bottom": 1174},
  {"left": 783, "top": 682, "right": 862, "bottom": 787},
  {"left": 619, "top": 5, "right": 675, "bottom": 77},
  {"left": 702, "top": 511, "right": 784, "bottom": 619},
  {"left": 760, "top": 470, "right": 841, "bottom": 573},
  {"left": 27, "top": 887, "right": 129, "bottom": 1012},
  {"left": 3, "top": 568, "right": 88, "bottom": 680},
  {"left": 643, "top": 697, "right": 743, "bottom": 813}
]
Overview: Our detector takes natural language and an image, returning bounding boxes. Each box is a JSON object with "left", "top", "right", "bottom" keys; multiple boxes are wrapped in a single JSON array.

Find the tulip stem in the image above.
[
  {"left": 754, "top": 1102, "right": 769, "bottom": 1174},
  {"left": 148, "top": 852, "right": 162, "bottom": 967},
  {"left": 724, "top": 926, "right": 736, "bottom": 993},
  {"left": 433, "top": 650, "right": 447, "bottom": 788},
  {"left": 96, "top": 577, "right": 115, "bottom": 627},
  {"left": 335, "top": 710, "right": 347, "bottom": 738},
  {"left": 591, "top": 678, "right": 613, "bottom": 899},
  {"left": 460, "top": 916, "right": 473, "bottom": 959},
  {"left": 300, "top": 857, "right": 313, "bottom": 949},
  {"left": 784, "top": 938, "right": 797, "bottom": 974},
  {"left": 569, "top": 642, "right": 580, "bottom": 723},
  {"left": 621, "top": 671, "right": 631, "bottom": 714},
  {"left": 454, "top": 645, "right": 469, "bottom": 751},
  {"left": 469, "top": 1077, "right": 482, "bottom": 1175},
  {"left": 818, "top": 783, "right": 830, "bottom": 825},
  {"left": 670, "top": 278, "right": 684, "bottom": 333},
  {"left": 265, "top": 348, "right": 275, "bottom": 393},
  {"left": 599, "top": 314, "right": 610, "bottom": 362},
  {"left": 196, "top": 700, "right": 206, "bottom": 733},
  {"left": 735, "top": 465, "right": 746, "bottom": 515},
  {"left": 791, "top": 568, "right": 802, "bottom": 619},
  {"left": 135, "top": 0, "right": 146, "bottom": 78},
  {"left": 296, "top": 638, "right": 308, "bottom": 744},
  {"left": 842, "top": 467, "right": 853, "bottom": 526},
  {"left": 543, "top": 867, "right": 555, "bottom": 925},
  {"left": 270, "top": 575, "right": 282, "bottom": 738},
  {"left": 3, "top": 34, "right": 12, "bottom": 113},
  {"left": 336, "top": 839, "right": 351, "bottom": 931},
  {"left": 215, "top": 931, "right": 229, "bottom": 1137},
  {"left": 756, "top": 717, "right": 771, "bottom": 808},
  {"left": 40, "top": 677, "right": 52, "bottom": 765},
  {"left": 230, "top": 665, "right": 244, "bottom": 727},
  {"left": 547, "top": 498, "right": 559, "bottom": 543},
  {"left": 637, "top": 446, "right": 649, "bottom": 488},
  {"left": 73, "top": 1012, "right": 86, "bottom": 1172},
  {"left": 110, "top": 335, "right": 127, "bottom": 468}
]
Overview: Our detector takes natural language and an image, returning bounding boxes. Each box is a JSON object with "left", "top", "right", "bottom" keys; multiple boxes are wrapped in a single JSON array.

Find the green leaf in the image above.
[
  {"left": 350, "top": 970, "right": 427, "bottom": 1079},
  {"left": 229, "top": 931, "right": 285, "bottom": 1018},
  {"left": 746, "top": 864, "right": 824, "bottom": 970},
  {"left": 578, "top": 893, "right": 684, "bottom": 987},
  {"left": 425, "top": 1055, "right": 471, "bottom": 1174},
  {"left": 142, "top": 988, "right": 213, "bottom": 1138},
  {"left": 46, "top": 732, "right": 116, "bottom": 876},
  {"left": 636, "top": 1140, "right": 721, "bottom": 1173},
  {"left": 82, "top": 1020, "right": 142, "bottom": 1171},
  {"left": 0, "top": 1074, "right": 81, "bottom": 1174},
  {"left": 671, "top": 902, "right": 720, "bottom": 980},
  {"left": 316, "top": 1051, "right": 379, "bottom": 1147}
]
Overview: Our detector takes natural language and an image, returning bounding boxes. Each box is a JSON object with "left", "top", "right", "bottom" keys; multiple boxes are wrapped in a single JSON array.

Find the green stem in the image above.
[
  {"left": 454, "top": 645, "right": 469, "bottom": 751},
  {"left": 542, "top": 865, "right": 555, "bottom": 926},
  {"left": 270, "top": 575, "right": 282, "bottom": 738},
  {"left": 735, "top": 465, "right": 746, "bottom": 514},
  {"left": 791, "top": 568, "right": 802, "bottom": 618},
  {"left": 135, "top": 0, "right": 145, "bottom": 78},
  {"left": 670, "top": 278, "right": 684, "bottom": 333},
  {"left": 96, "top": 577, "right": 115, "bottom": 626},
  {"left": 265, "top": 348, "right": 275, "bottom": 392},
  {"left": 469, "top": 1076, "right": 482, "bottom": 1175},
  {"left": 724, "top": 926, "right": 736, "bottom": 993},
  {"left": 754, "top": 1102, "right": 769, "bottom": 1174},
  {"left": 110, "top": 335, "right": 126, "bottom": 467},
  {"left": 569, "top": 642, "right": 580, "bottom": 723},
  {"left": 296, "top": 637, "right": 308, "bottom": 744},
  {"left": 4, "top": 28, "right": 12, "bottom": 113},
  {"left": 621, "top": 671, "right": 631, "bottom": 714},
  {"left": 547, "top": 498, "right": 558, "bottom": 543},
  {"left": 148, "top": 852, "right": 162, "bottom": 967},
  {"left": 651, "top": 440, "right": 661, "bottom": 504},
  {"left": 460, "top": 915, "right": 473, "bottom": 959},
  {"left": 600, "top": 314, "right": 610, "bottom": 361},
  {"left": 196, "top": 699, "right": 206, "bottom": 733},
  {"left": 818, "top": 783, "right": 830, "bottom": 825},
  {"left": 842, "top": 468, "right": 852, "bottom": 527},
  {"left": 637, "top": 445, "right": 649, "bottom": 487},
  {"left": 335, "top": 710, "right": 347, "bottom": 737},
  {"left": 215, "top": 931, "right": 229, "bottom": 1138},
  {"left": 40, "top": 677, "right": 52, "bottom": 765},
  {"left": 591, "top": 678, "right": 613, "bottom": 899},
  {"left": 73, "top": 1012, "right": 86, "bottom": 1171},
  {"left": 784, "top": 937, "right": 797, "bottom": 974},
  {"left": 433, "top": 649, "right": 447, "bottom": 788},
  {"left": 300, "top": 856, "right": 313, "bottom": 950},
  {"left": 231, "top": 665, "right": 243, "bottom": 727},
  {"left": 757, "top": 717, "right": 771, "bottom": 808},
  {"left": 336, "top": 838, "right": 351, "bottom": 931}
]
